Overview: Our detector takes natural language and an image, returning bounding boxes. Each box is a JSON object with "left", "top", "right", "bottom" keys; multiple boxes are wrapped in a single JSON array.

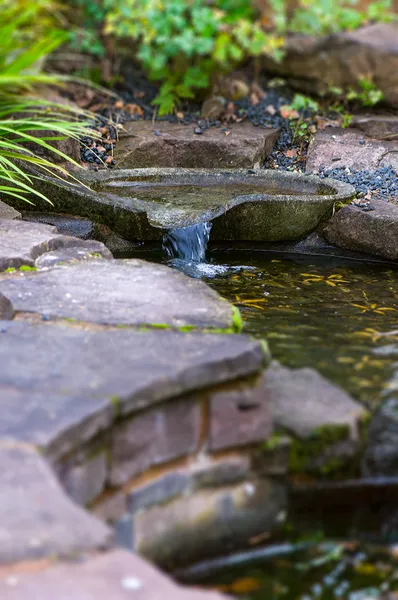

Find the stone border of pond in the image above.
[
  {"left": 12, "top": 166, "right": 355, "bottom": 243},
  {"left": 0, "top": 109, "right": 396, "bottom": 596},
  {"left": 0, "top": 205, "right": 374, "bottom": 599}
]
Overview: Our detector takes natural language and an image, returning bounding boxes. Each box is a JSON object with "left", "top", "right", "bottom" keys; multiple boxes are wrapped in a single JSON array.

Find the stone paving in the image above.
[
  {"left": 0, "top": 214, "right": 267, "bottom": 597},
  {"left": 0, "top": 108, "right": 396, "bottom": 596},
  {"left": 114, "top": 120, "right": 280, "bottom": 169}
]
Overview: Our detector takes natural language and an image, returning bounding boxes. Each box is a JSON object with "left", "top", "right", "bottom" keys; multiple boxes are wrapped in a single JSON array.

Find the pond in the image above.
[
  {"left": 128, "top": 244, "right": 398, "bottom": 408},
  {"left": 184, "top": 542, "right": 398, "bottom": 599},
  {"left": 203, "top": 248, "right": 398, "bottom": 409},
  {"left": 121, "top": 242, "right": 398, "bottom": 598}
]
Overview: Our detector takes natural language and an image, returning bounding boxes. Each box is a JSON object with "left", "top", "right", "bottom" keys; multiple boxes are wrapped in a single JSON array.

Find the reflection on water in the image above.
[
  {"left": 204, "top": 250, "right": 398, "bottom": 408},
  {"left": 192, "top": 542, "right": 398, "bottom": 599}
]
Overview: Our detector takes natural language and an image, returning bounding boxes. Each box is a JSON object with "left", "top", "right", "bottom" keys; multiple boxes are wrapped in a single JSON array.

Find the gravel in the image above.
[{"left": 319, "top": 165, "right": 398, "bottom": 202}]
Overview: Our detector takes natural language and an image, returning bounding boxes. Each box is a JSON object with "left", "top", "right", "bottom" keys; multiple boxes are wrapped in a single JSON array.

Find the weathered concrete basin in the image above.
[{"left": 19, "top": 168, "right": 355, "bottom": 242}]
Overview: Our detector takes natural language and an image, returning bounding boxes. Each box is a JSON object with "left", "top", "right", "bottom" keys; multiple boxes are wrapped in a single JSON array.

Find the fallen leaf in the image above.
[
  {"left": 124, "top": 103, "right": 144, "bottom": 116},
  {"left": 284, "top": 149, "right": 297, "bottom": 158},
  {"left": 227, "top": 577, "right": 262, "bottom": 594},
  {"left": 114, "top": 99, "right": 124, "bottom": 110},
  {"left": 176, "top": 111, "right": 184, "bottom": 119},
  {"left": 279, "top": 105, "right": 299, "bottom": 120}
]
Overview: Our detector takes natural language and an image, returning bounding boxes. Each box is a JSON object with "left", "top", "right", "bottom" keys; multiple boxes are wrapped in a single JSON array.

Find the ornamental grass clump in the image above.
[{"left": 0, "top": 0, "right": 93, "bottom": 204}]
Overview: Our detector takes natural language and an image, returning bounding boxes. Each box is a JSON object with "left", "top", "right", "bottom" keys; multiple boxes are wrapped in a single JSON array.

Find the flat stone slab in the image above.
[
  {"left": 0, "top": 201, "right": 20, "bottom": 220},
  {"left": 351, "top": 115, "right": 398, "bottom": 141},
  {"left": 306, "top": 128, "right": 398, "bottom": 172},
  {"left": 115, "top": 120, "right": 279, "bottom": 169},
  {"left": 0, "top": 321, "right": 265, "bottom": 458},
  {"left": 264, "top": 361, "right": 367, "bottom": 439},
  {"left": 22, "top": 212, "right": 139, "bottom": 254},
  {"left": 35, "top": 241, "right": 112, "bottom": 269},
  {"left": 0, "top": 259, "right": 235, "bottom": 328},
  {"left": 0, "top": 444, "right": 111, "bottom": 563},
  {"left": 23, "top": 212, "right": 95, "bottom": 239},
  {"left": 0, "top": 549, "right": 228, "bottom": 599},
  {"left": 324, "top": 199, "right": 398, "bottom": 261},
  {"left": 0, "top": 219, "right": 111, "bottom": 271}
]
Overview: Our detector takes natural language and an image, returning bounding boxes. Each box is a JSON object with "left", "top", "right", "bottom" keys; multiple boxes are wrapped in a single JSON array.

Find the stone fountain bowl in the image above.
[{"left": 22, "top": 168, "right": 356, "bottom": 242}]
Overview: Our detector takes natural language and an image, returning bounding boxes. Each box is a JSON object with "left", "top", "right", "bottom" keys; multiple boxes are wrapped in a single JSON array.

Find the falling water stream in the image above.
[{"left": 163, "top": 222, "right": 212, "bottom": 262}]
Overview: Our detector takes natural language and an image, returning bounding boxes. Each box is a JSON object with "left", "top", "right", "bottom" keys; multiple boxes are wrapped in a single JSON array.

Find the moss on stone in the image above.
[
  {"left": 259, "top": 339, "right": 271, "bottom": 365},
  {"left": 19, "top": 265, "right": 37, "bottom": 272},
  {"left": 287, "top": 424, "right": 352, "bottom": 477},
  {"left": 231, "top": 305, "right": 243, "bottom": 333},
  {"left": 4, "top": 265, "right": 36, "bottom": 274},
  {"left": 109, "top": 395, "right": 120, "bottom": 418}
]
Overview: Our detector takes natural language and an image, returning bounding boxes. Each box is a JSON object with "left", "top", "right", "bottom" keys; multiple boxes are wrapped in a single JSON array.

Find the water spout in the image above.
[{"left": 163, "top": 222, "right": 212, "bottom": 262}]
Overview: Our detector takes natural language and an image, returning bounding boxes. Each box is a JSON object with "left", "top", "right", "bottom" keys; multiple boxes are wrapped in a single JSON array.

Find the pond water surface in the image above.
[
  {"left": 122, "top": 243, "right": 398, "bottom": 599},
  {"left": 203, "top": 249, "right": 398, "bottom": 409}
]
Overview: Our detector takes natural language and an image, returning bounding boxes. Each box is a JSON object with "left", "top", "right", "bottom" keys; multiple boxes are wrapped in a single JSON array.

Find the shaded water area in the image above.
[
  {"left": 204, "top": 248, "right": 398, "bottom": 409},
  {"left": 130, "top": 242, "right": 398, "bottom": 408},
  {"left": 120, "top": 238, "right": 398, "bottom": 599},
  {"left": 184, "top": 542, "right": 398, "bottom": 599}
]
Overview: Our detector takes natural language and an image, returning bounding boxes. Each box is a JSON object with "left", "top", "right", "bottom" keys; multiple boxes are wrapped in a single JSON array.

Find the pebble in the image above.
[{"left": 319, "top": 165, "right": 398, "bottom": 202}]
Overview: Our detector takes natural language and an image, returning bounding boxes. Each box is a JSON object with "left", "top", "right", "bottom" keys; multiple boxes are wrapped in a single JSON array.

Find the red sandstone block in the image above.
[
  {"left": 209, "top": 376, "right": 271, "bottom": 452},
  {"left": 110, "top": 396, "right": 201, "bottom": 486}
]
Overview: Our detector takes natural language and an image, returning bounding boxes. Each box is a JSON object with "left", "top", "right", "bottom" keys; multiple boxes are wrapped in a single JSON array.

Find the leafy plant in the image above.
[
  {"left": 288, "top": 0, "right": 395, "bottom": 36},
  {"left": 105, "top": 0, "right": 284, "bottom": 115},
  {"left": 102, "top": 0, "right": 394, "bottom": 114},
  {"left": 68, "top": 0, "right": 108, "bottom": 57},
  {"left": 0, "top": 0, "right": 94, "bottom": 204},
  {"left": 290, "top": 93, "right": 319, "bottom": 114},
  {"left": 346, "top": 76, "right": 385, "bottom": 107}
]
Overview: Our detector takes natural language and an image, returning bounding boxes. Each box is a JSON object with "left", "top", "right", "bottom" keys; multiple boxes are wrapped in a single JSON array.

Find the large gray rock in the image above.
[
  {"left": 0, "top": 321, "right": 266, "bottom": 458},
  {"left": 324, "top": 199, "right": 398, "bottom": 261},
  {"left": 264, "top": 361, "right": 367, "bottom": 440},
  {"left": 17, "top": 168, "right": 354, "bottom": 242},
  {"left": 115, "top": 120, "right": 279, "bottom": 169},
  {"left": 0, "top": 219, "right": 111, "bottom": 271},
  {"left": 0, "top": 444, "right": 111, "bottom": 563},
  {"left": 0, "top": 549, "right": 229, "bottom": 600},
  {"left": 263, "top": 23, "right": 398, "bottom": 108},
  {"left": 0, "top": 200, "right": 20, "bottom": 220},
  {"left": 306, "top": 128, "right": 398, "bottom": 172},
  {"left": 134, "top": 478, "right": 286, "bottom": 569},
  {"left": 0, "top": 259, "right": 236, "bottom": 329}
]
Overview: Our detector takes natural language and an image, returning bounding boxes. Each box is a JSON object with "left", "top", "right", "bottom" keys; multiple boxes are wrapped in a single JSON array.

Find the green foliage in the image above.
[
  {"left": 102, "top": 0, "right": 394, "bottom": 114},
  {"left": 0, "top": 0, "right": 94, "bottom": 204},
  {"left": 346, "top": 76, "right": 385, "bottom": 107},
  {"left": 290, "top": 94, "right": 319, "bottom": 114},
  {"left": 287, "top": 0, "right": 394, "bottom": 36},
  {"left": 329, "top": 77, "right": 385, "bottom": 108},
  {"left": 105, "top": 0, "right": 284, "bottom": 115},
  {"left": 68, "top": 0, "right": 108, "bottom": 57}
]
